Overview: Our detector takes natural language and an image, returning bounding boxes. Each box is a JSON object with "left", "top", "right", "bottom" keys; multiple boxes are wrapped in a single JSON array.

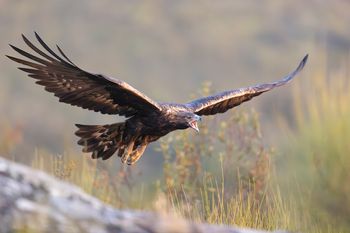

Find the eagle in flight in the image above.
[{"left": 7, "top": 33, "right": 308, "bottom": 165}]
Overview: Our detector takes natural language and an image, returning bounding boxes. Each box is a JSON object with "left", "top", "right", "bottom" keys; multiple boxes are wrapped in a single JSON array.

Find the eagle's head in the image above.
[{"left": 176, "top": 112, "right": 201, "bottom": 132}]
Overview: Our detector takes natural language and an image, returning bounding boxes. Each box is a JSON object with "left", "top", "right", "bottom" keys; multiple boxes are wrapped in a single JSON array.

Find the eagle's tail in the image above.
[{"left": 75, "top": 123, "right": 149, "bottom": 164}]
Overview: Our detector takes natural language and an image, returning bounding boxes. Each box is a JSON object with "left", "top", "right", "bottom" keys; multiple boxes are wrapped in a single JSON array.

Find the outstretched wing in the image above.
[
  {"left": 186, "top": 55, "right": 308, "bottom": 116},
  {"left": 7, "top": 33, "right": 161, "bottom": 117}
]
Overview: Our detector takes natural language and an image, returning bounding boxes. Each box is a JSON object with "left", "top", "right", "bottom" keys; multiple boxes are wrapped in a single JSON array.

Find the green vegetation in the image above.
[
  {"left": 1, "top": 1, "right": 350, "bottom": 232},
  {"left": 2, "top": 69, "right": 346, "bottom": 233},
  {"left": 277, "top": 67, "right": 350, "bottom": 232}
]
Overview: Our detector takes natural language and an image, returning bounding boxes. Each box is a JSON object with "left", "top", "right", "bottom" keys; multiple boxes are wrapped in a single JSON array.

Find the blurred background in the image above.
[{"left": 1, "top": 1, "right": 349, "bottom": 232}]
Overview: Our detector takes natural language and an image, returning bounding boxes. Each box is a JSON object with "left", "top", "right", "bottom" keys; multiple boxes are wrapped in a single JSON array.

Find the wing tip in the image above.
[
  {"left": 5, "top": 54, "right": 16, "bottom": 61},
  {"left": 8, "top": 44, "right": 19, "bottom": 53},
  {"left": 302, "top": 53, "right": 309, "bottom": 65},
  {"left": 284, "top": 54, "right": 308, "bottom": 83},
  {"left": 296, "top": 54, "right": 309, "bottom": 72},
  {"left": 270, "top": 54, "right": 309, "bottom": 86},
  {"left": 8, "top": 44, "right": 22, "bottom": 53},
  {"left": 34, "top": 31, "right": 40, "bottom": 38}
]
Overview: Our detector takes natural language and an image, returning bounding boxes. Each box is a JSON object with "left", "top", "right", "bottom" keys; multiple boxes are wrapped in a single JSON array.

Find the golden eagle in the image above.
[{"left": 7, "top": 33, "right": 308, "bottom": 165}]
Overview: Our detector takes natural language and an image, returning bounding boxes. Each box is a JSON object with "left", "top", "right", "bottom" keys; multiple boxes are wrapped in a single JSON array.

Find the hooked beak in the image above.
[{"left": 189, "top": 120, "right": 200, "bottom": 133}]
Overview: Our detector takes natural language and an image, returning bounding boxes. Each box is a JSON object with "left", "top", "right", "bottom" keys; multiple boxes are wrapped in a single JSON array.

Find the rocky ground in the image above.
[{"left": 0, "top": 157, "right": 288, "bottom": 233}]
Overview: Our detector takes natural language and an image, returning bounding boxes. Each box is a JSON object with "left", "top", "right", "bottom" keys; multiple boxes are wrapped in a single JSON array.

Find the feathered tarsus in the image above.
[{"left": 7, "top": 33, "right": 308, "bottom": 165}]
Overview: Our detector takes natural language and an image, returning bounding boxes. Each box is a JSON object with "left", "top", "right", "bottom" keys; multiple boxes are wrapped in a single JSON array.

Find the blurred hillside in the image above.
[
  {"left": 1, "top": 0, "right": 350, "bottom": 173},
  {"left": 1, "top": 1, "right": 350, "bottom": 232}
]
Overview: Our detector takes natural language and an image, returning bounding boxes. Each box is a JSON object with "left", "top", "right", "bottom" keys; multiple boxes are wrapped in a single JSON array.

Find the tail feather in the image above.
[
  {"left": 75, "top": 122, "right": 152, "bottom": 164},
  {"left": 75, "top": 123, "right": 125, "bottom": 160}
]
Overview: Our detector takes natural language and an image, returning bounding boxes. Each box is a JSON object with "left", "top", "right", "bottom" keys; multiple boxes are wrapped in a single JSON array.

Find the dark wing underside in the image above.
[
  {"left": 186, "top": 55, "right": 308, "bottom": 116},
  {"left": 7, "top": 33, "right": 161, "bottom": 117}
]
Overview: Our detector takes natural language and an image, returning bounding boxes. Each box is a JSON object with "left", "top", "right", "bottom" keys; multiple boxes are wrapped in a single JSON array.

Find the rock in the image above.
[{"left": 0, "top": 157, "right": 288, "bottom": 233}]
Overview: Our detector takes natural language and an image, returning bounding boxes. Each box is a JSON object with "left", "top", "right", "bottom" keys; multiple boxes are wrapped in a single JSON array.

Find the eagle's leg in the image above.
[
  {"left": 127, "top": 138, "right": 149, "bottom": 165},
  {"left": 121, "top": 139, "right": 135, "bottom": 164}
]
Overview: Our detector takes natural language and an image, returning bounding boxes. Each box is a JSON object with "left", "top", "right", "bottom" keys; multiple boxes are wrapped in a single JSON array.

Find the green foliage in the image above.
[
  {"left": 154, "top": 82, "right": 269, "bottom": 226},
  {"left": 1, "top": 1, "right": 349, "bottom": 232},
  {"left": 24, "top": 108, "right": 295, "bottom": 231},
  {"left": 159, "top": 107, "right": 271, "bottom": 221},
  {"left": 157, "top": 107, "right": 329, "bottom": 232},
  {"left": 2, "top": 74, "right": 349, "bottom": 232},
  {"left": 1, "top": 71, "right": 348, "bottom": 233},
  {"left": 278, "top": 68, "right": 350, "bottom": 231}
]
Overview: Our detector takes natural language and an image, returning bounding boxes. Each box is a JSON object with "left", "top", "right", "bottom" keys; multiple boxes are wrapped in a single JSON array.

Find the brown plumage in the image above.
[{"left": 7, "top": 33, "right": 308, "bottom": 165}]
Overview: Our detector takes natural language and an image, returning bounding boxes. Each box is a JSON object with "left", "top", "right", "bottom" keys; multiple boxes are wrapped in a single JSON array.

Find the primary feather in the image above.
[
  {"left": 7, "top": 33, "right": 161, "bottom": 117},
  {"left": 186, "top": 55, "right": 308, "bottom": 115}
]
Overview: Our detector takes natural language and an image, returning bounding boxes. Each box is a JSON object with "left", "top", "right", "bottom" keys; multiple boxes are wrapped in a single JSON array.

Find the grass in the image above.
[
  {"left": 1, "top": 67, "right": 349, "bottom": 233},
  {"left": 24, "top": 114, "right": 329, "bottom": 232},
  {"left": 277, "top": 64, "right": 350, "bottom": 232}
]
